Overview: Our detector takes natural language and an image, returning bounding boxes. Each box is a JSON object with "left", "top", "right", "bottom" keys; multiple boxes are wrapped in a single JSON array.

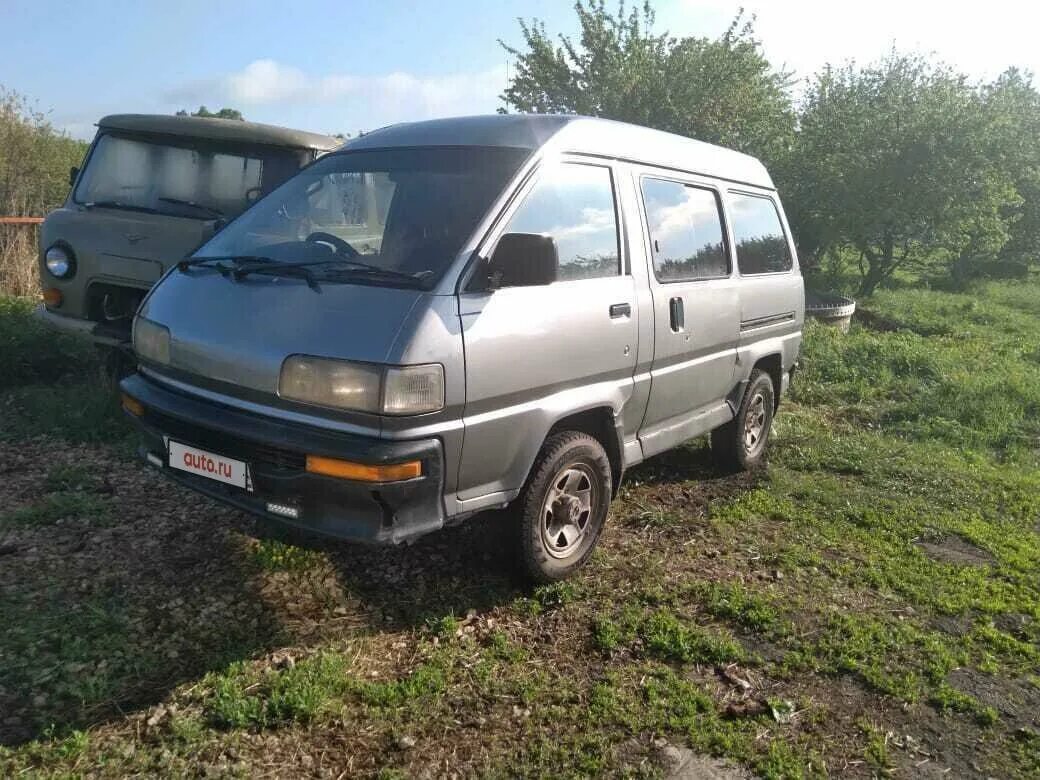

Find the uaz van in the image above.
[
  {"left": 37, "top": 114, "right": 338, "bottom": 347},
  {"left": 119, "top": 115, "right": 803, "bottom": 582}
]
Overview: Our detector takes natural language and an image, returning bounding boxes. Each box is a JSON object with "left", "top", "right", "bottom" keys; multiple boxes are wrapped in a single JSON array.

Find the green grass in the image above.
[
  {"left": 42, "top": 463, "right": 100, "bottom": 492},
  {"left": 206, "top": 653, "right": 352, "bottom": 729},
  {"left": 0, "top": 297, "right": 131, "bottom": 444},
  {"left": 0, "top": 297, "right": 99, "bottom": 390},
  {"left": 247, "top": 538, "right": 326, "bottom": 573},
  {"left": 0, "top": 491, "right": 110, "bottom": 528}
]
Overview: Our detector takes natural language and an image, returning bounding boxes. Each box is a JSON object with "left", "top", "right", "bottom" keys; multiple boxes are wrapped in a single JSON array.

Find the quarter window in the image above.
[
  {"left": 503, "top": 163, "right": 620, "bottom": 281},
  {"left": 640, "top": 178, "right": 728, "bottom": 281},
  {"left": 728, "top": 193, "right": 793, "bottom": 274}
]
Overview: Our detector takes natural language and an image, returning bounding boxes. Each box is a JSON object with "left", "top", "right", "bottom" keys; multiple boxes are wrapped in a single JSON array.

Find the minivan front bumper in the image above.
[{"left": 119, "top": 373, "right": 445, "bottom": 545}]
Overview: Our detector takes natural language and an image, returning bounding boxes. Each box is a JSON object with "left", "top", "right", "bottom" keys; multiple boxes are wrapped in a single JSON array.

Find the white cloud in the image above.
[
  {"left": 226, "top": 59, "right": 310, "bottom": 104},
  {"left": 670, "top": 0, "right": 1040, "bottom": 82},
  {"left": 165, "top": 59, "right": 509, "bottom": 132}
]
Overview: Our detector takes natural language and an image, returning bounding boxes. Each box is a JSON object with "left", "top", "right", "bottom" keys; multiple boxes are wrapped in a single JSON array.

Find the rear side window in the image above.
[
  {"left": 728, "top": 193, "right": 792, "bottom": 275},
  {"left": 640, "top": 178, "right": 728, "bottom": 282},
  {"left": 504, "top": 163, "right": 620, "bottom": 281}
]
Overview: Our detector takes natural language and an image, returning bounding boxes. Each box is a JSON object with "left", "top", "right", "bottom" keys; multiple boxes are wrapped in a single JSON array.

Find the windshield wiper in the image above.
[
  {"left": 320, "top": 265, "right": 432, "bottom": 287},
  {"left": 157, "top": 197, "right": 224, "bottom": 219},
  {"left": 231, "top": 258, "right": 429, "bottom": 288},
  {"left": 230, "top": 261, "right": 322, "bottom": 292},
  {"left": 177, "top": 255, "right": 274, "bottom": 272},
  {"left": 84, "top": 200, "right": 160, "bottom": 215},
  {"left": 178, "top": 256, "right": 428, "bottom": 291}
]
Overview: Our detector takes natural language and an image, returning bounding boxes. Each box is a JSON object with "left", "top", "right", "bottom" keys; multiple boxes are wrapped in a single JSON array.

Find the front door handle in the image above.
[
  {"left": 609, "top": 302, "right": 631, "bottom": 318},
  {"left": 669, "top": 296, "right": 684, "bottom": 332}
]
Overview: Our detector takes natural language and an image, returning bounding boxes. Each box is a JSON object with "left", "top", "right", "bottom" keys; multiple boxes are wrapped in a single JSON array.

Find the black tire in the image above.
[
  {"left": 711, "top": 369, "right": 775, "bottom": 471},
  {"left": 516, "top": 431, "right": 612, "bottom": 584}
]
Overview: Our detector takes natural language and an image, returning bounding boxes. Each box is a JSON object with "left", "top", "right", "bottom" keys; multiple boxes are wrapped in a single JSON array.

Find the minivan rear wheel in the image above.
[
  {"left": 515, "top": 431, "right": 612, "bottom": 583},
  {"left": 712, "top": 369, "right": 775, "bottom": 471}
]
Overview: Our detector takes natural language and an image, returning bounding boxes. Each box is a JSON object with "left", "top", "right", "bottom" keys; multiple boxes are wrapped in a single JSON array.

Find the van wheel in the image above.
[
  {"left": 516, "top": 431, "right": 612, "bottom": 584},
  {"left": 712, "top": 369, "right": 775, "bottom": 471}
]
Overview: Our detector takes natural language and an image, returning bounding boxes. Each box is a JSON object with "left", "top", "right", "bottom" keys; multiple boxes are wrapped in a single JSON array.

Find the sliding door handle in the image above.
[
  {"left": 609, "top": 302, "right": 631, "bottom": 318},
  {"left": 669, "top": 296, "right": 684, "bottom": 331}
]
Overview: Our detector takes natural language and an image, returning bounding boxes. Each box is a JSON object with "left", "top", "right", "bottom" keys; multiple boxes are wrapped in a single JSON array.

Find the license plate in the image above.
[{"left": 168, "top": 440, "right": 251, "bottom": 491}]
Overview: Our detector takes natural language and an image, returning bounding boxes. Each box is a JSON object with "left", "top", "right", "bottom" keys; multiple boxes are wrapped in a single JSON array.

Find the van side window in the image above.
[
  {"left": 640, "top": 178, "right": 728, "bottom": 282},
  {"left": 504, "top": 163, "right": 620, "bottom": 281},
  {"left": 728, "top": 193, "right": 793, "bottom": 274}
]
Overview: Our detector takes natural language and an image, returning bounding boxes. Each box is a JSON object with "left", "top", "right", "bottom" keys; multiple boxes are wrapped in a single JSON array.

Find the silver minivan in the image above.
[{"left": 120, "top": 115, "right": 803, "bottom": 582}]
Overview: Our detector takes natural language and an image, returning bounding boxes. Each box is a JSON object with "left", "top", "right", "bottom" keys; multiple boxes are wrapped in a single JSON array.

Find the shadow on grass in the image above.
[
  {"left": 262, "top": 509, "right": 526, "bottom": 632},
  {"left": 0, "top": 475, "right": 286, "bottom": 747},
  {"left": 624, "top": 440, "right": 763, "bottom": 492}
]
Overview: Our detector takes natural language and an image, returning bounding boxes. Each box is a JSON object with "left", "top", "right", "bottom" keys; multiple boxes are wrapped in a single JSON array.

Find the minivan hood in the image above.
[{"left": 138, "top": 270, "right": 423, "bottom": 396}]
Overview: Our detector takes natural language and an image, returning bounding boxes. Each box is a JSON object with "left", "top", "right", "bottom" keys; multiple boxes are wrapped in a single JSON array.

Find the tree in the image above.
[
  {"left": 982, "top": 68, "right": 1040, "bottom": 273},
  {"left": 176, "top": 106, "right": 244, "bottom": 121},
  {"left": 499, "top": 1, "right": 795, "bottom": 164},
  {"left": 785, "top": 53, "right": 1018, "bottom": 296},
  {"left": 0, "top": 87, "right": 88, "bottom": 215}
]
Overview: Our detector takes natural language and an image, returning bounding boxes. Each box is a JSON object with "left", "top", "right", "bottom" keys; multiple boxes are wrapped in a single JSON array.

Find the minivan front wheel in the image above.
[
  {"left": 516, "top": 431, "right": 612, "bottom": 583},
  {"left": 712, "top": 369, "right": 775, "bottom": 471}
]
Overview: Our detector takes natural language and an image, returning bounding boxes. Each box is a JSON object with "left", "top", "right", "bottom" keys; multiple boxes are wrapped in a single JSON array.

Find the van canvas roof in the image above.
[
  {"left": 344, "top": 114, "right": 774, "bottom": 190},
  {"left": 97, "top": 114, "right": 340, "bottom": 152}
]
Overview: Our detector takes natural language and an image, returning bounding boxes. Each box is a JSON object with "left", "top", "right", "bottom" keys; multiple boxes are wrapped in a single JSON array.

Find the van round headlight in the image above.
[
  {"left": 279, "top": 356, "right": 444, "bottom": 415},
  {"left": 45, "top": 244, "right": 75, "bottom": 279},
  {"left": 133, "top": 316, "right": 171, "bottom": 365}
]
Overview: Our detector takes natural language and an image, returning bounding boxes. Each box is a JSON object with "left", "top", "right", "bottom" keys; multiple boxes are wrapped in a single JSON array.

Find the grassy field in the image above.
[{"left": 0, "top": 283, "right": 1038, "bottom": 778}]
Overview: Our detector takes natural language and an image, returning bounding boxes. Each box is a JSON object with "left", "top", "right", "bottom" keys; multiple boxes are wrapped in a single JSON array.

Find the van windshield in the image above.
[
  {"left": 74, "top": 133, "right": 298, "bottom": 220},
  {"left": 191, "top": 146, "right": 529, "bottom": 289}
]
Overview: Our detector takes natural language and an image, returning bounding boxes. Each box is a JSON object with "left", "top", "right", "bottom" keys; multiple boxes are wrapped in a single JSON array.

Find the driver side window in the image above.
[{"left": 504, "top": 162, "right": 621, "bottom": 281}]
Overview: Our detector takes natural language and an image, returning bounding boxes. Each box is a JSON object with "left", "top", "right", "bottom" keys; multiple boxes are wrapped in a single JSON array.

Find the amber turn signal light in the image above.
[
  {"left": 42, "top": 288, "right": 63, "bottom": 308},
  {"left": 305, "top": 455, "right": 422, "bottom": 482},
  {"left": 121, "top": 393, "right": 145, "bottom": 417}
]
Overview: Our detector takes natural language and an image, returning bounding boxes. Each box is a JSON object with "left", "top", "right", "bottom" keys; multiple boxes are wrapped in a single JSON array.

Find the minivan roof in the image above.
[
  {"left": 343, "top": 114, "right": 774, "bottom": 189},
  {"left": 97, "top": 114, "right": 340, "bottom": 152}
]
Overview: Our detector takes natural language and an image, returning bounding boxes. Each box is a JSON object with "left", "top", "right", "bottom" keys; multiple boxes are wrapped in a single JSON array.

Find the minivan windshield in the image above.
[
  {"left": 74, "top": 133, "right": 297, "bottom": 220},
  {"left": 191, "top": 146, "right": 529, "bottom": 289}
]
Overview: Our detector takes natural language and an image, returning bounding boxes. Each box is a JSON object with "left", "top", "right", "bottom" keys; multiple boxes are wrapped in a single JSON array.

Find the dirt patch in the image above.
[
  {"left": 661, "top": 742, "right": 750, "bottom": 779},
  {"left": 916, "top": 535, "right": 996, "bottom": 567},
  {"left": 993, "top": 612, "right": 1035, "bottom": 641},
  {"left": 948, "top": 669, "right": 1040, "bottom": 730},
  {"left": 930, "top": 612, "right": 976, "bottom": 637}
]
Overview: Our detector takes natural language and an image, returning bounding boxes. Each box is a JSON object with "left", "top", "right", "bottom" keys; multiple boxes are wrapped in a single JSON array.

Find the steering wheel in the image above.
[{"left": 305, "top": 231, "right": 359, "bottom": 258}]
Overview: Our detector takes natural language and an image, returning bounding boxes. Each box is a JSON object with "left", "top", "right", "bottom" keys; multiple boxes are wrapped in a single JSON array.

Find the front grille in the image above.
[{"left": 144, "top": 408, "right": 306, "bottom": 472}]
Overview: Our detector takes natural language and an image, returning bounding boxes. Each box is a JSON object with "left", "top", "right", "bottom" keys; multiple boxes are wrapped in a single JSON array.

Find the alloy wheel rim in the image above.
[
  {"left": 744, "top": 393, "right": 768, "bottom": 453},
  {"left": 540, "top": 463, "right": 596, "bottom": 559}
]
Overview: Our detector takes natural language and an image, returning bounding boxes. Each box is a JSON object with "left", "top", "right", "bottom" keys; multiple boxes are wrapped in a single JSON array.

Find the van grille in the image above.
[{"left": 144, "top": 409, "right": 306, "bottom": 472}]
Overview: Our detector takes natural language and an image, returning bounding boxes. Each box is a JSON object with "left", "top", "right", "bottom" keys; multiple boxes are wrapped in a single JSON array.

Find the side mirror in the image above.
[
  {"left": 68, "top": 166, "right": 79, "bottom": 186},
  {"left": 487, "top": 232, "right": 558, "bottom": 289}
]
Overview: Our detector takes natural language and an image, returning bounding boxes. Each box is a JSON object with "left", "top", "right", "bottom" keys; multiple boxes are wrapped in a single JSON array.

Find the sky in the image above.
[{"left": 3, "top": 0, "right": 1040, "bottom": 141}]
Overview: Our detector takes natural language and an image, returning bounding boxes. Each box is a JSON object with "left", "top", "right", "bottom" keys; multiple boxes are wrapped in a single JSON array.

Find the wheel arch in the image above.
[
  {"left": 752, "top": 353, "right": 783, "bottom": 410},
  {"left": 545, "top": 406, "right": 625, "bottom": 497}
]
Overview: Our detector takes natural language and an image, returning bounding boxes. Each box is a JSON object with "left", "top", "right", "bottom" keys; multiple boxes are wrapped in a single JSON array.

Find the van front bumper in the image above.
[
  {"left": 34, "top": 304, "right": 128, "bottom": 347},
  {"left": 119, "top": 373, "right": 445, "bottom": 545}
]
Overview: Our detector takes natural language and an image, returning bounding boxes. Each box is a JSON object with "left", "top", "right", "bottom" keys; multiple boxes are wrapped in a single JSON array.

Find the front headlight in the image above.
[
  {"left": 133, "top": 317, "right": 171, "bottom": 365},
  {"left": 44, "top": 244, "right": 75, "bottom": 279},
  {"left": 279, "top": 356, "right": 444, "bottom": 415},
  {"left": 279, "top": 356, "right": 382, "bottom": 413}
]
